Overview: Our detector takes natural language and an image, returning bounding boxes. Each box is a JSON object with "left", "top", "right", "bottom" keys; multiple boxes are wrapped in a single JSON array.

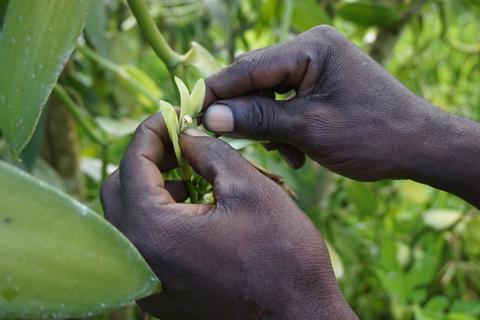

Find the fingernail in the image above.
[
  {"left": 204, "top": 104, "right": 234, "bottom": 132},
  {"left": 183, "top": 127, "right": 209, "bottom": 137}
]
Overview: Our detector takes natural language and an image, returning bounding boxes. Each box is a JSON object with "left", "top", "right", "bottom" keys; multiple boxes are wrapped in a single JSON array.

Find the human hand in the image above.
[
  {"left": 202, "top": 25, "right": 444, "bottom": 181},
  {"left": 100, "top": 113, "right": 357, "bottom": 319}
]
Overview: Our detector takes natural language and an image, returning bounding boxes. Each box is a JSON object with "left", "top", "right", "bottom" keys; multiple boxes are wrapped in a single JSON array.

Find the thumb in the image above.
[
  {"left": 203, "top": 95, "right": 298, "bottom": 142},
  {"left": 179, "top": 128, "right": 275, "bottom": 202}
]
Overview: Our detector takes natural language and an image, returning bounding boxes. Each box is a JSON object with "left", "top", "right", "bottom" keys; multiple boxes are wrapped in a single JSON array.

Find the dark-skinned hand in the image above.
[
  {"left": 203, "top": 25, "right": 480, "bottom": 208},
  {"left": 100, "top": 113, "right": 357, "bottom": 320}
]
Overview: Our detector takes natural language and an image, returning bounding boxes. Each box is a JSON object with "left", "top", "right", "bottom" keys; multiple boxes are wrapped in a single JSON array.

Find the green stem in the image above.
[
  {"left": 53, "top": 85, "right": 107, "bottom": 147},
  {"left": 127, "top": 0, "right": 183, "bottom": 71},
  {"left": 100, "top": 145, "right": 109, "bottom": 182},
  {"left": 77, "top": 45, "right": 159, "bottom": 105},
  {"left": 186, "top": 180, "right": 199, "bottom": 204},
  {"left": 279, "top": 0, "right": 293, "bottom": 42}
]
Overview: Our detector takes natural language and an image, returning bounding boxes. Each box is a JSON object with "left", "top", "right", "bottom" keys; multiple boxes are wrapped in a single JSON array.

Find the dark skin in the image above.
[
  {"left": 101, "top": 119, "right": 355, "bottom": 320},
  {"left": 101, "top": 25, "right": 480, "bottom": 319}
]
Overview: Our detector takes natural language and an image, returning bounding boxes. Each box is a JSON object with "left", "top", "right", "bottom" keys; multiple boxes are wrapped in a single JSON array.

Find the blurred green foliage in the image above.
[{"left": 1, "top": 0, "right": 479, "bottom": 319}]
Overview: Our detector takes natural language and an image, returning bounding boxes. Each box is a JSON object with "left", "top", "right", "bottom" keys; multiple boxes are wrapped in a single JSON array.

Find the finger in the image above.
[
  {"left": 119, "top": 113, "right": 177, "bottom": 214},
  {"left": 100, "top": 170, "right": 124, "bottom": 228},
  {"left": 203, "top": 94, "right": 300, "bottom": 142},
  {"left": 261, "top": 142, "right": 306, "bottom": 169},
  {"left": 277, "top": 143, "right": 306, "bottom": 169},
  {"left": 179, "top": 128, "right": 267, "bottom": 201},
  {"left": 159, "top": 144, "right": 178, "bottom": 172},
  {"left": 100, "top": 174, "right": 188, "bottom": 227},
  {"left": 203, "top": 40, "right": 317, "bottom": 107}
]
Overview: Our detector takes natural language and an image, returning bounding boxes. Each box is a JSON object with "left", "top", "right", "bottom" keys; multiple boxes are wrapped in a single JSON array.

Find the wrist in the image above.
[{"left": 404, "top": 104, "right": 480, "bottom": 207}]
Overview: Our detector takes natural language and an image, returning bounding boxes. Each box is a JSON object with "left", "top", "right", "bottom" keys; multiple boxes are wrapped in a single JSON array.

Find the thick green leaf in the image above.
[
  {"left": 0, "top": 161, "right": 160, "bottom": 318},
  {"left": 337, "top": 1, "right": 398, "bottom": 28},
  {"left": 0, "top": 0, "right": 94, "bottom": 154}
]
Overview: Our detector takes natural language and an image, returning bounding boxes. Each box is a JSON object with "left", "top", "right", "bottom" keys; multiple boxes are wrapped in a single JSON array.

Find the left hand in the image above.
[{"left": 100, "top": 113, "right": 356, "bottom": 320}]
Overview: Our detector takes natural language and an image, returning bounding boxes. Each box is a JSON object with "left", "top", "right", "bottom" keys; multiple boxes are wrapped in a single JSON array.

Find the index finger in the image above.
[
  {"left": 204, "top": 36, "right": 317, "bottom": 107},
  {"left": 119, "top": 113, "right": 176, "bottom": 215}
]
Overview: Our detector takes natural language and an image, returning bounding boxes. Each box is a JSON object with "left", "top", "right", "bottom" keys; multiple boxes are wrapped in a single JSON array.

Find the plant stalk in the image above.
[
  {"left": 53, "top": 85, "right": 107, "bottom": 148},
  {"left": 186, "top": 180, "right": 199, "bottom": 204},
  {"left": 77, "top": 45, "right": 159, "bottom": 106},
  {"left": 127, "top": 0, "right": 183, "bottom": 71},
  {"left": 279, "top": 0, "right": 293, "bottom": 42}
]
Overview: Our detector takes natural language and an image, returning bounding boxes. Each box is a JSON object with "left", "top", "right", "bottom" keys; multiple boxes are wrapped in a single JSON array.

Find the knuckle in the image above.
[
  {"left": 137, "top": 113, "right": 163, "bottom": 135},
  {"left": 119, "top": 153, "right": 132, "bottom": 175},
  {"left": 216, "top": 177, "right": 254, "bottom": 204},
  {"left": 303, "top": 25, "right": 347, "bottom": 51},
  {"left": 234, "top": 51, "right": 250, "bottom": 63},
  {"left": 132, "top": 112, "right": 167, "bottom": 144},
  {"left": 249, "top": 98, "right": 268, "bottom": 137},
  {"left": 309, "top": 24, "right": 340, "bottom": 39},
  {"left": 242, "top": 97, "right": 278, "bottom": 139}
]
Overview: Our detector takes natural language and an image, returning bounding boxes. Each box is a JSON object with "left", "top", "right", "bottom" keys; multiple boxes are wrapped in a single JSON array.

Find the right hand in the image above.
[{"left": 202, "top": 25, "right": 445, "bottom": 182}]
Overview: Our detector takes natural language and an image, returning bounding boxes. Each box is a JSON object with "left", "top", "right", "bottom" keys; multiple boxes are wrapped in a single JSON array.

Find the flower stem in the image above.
[
  {"left": 127, "top": 0, "right": 183, "bottom": 71},
  {"left": 77, "top": 45, "right": 159, "bottom": 106},
  {"left": 186, "top": 180, "right": 199, "bottom": 204}
]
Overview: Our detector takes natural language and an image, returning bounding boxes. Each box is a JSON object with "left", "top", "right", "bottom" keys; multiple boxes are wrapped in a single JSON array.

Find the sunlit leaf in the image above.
[
  {"left": 0, "top": 161, "right": 160, "bottom": 318},
  {"left": 0, "top": 0, "right": 94, "bottom": 154},
  {"left": 95, "top": 116, "right": 142, "bottom": 138},
  {"left": 399, "top": 180, "right": 431, "bottom": 205},
  {"left": 80, "top": 157, "right": 118, "bottom": 183},
  {"left": 423, "top": 209, "right": 462, "bottom": 230},
  {"left": 220, "top": 137, "right": 256, "bottom": 150}
]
